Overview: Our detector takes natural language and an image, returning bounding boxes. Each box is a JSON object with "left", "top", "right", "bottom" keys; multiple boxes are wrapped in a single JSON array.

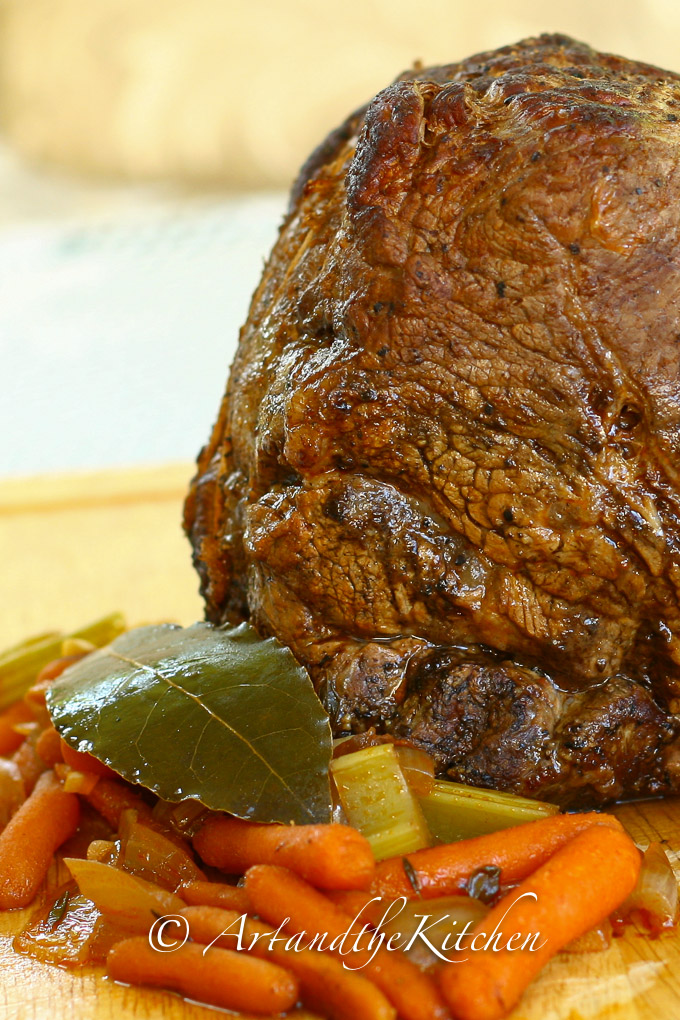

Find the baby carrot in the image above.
[
  {"left": 372, "top": 811, "right": 623, "bottom": 899},
  {"left": 12, "top": 738, "right": 47, "bottom": 794},
  {"left": 86, "top": 777, "right": 153, "bottom": 829},
  {"left": 60, "top": 739, "right": 117, "bottom": 779},
  {"left": 0, "top": 702, "right": 34, "bottom": 756},
  {"left": 194, "top": 817, "right": 375, "bottom": 890},
  {"left": 0, "top": 759, "right": 25, "bottom": 829},
  {"left": 24, "top": 654, "right": 88, "bottom": 724},
  {"left": 327, "top": 888, "right": 381, "bottom": 917},
  {"left": 35, "top": 654, "right": 86, "bottom": 684},
  {"left": 0, "top": 770, "right": 79, "bottom": 908},
  {"left": 177, "top": 879, "right": 251, "bottom": 913},
  {"left": 107, "top": 936, "right": 299, "bottom": 1014},
  {"left": 182, "top": 904, "right": 396, "bottom": 1020},
  {"left": 440, "top": 824, "right": 641, "bottom": 1020},
  {"left": 245, "top": 864, "right": 451, "bottom": 1020},
  {"left": 35, "top": 726, "right": 63, "bottom": 767}
]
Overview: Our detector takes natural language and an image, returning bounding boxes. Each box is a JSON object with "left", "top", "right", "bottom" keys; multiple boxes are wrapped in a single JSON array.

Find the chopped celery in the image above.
[
  {"left": 395, "top": 745, "right": 435, "bottom": 797},
  {"left": 419, "top": 779, "right": 559, "bottom": 843},
  {"left": 0, "top": 612, "right": 126, "bottom": 710},
  {"left": 330, "top": 744, "right": 431, "bottom": 860}
]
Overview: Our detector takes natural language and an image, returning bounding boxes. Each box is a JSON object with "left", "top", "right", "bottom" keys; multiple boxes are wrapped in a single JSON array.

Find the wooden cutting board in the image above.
[{"left": 0, "top": 466, "right": 679, "bottom": 1020}]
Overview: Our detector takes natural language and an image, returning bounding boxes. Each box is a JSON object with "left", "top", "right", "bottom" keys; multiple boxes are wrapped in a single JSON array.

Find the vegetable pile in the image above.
[{"left": 0, "top": 616, "right": 677, "bottom": 1020}]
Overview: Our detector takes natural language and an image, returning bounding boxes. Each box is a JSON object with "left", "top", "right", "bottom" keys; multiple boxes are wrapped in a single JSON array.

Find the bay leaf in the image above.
[{"left": 46, "top": 622, "right": 332, "bottom": 825}]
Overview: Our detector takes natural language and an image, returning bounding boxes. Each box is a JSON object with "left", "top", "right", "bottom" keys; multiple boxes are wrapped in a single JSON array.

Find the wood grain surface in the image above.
[
  {"left": 0, "top": 467, "right": 678, "bottom": 1020},
  {"left": 0, "top": 464, "right": 203, "bottom": 651}
]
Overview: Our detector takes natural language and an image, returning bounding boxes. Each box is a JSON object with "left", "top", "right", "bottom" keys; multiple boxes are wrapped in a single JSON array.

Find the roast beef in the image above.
[{"left": 185, "top": 33, "right": 680, "bottom": 806}]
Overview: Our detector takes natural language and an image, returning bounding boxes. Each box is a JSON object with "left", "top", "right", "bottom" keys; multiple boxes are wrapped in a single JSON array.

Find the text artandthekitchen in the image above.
[{"left": 149, "top": 894, "right": 545, "bottom": 967}]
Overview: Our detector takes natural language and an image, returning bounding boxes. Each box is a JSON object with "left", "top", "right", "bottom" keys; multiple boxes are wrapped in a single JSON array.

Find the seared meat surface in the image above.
[{"left": 185, "top": 34, "right": 680, "bottom": 805}]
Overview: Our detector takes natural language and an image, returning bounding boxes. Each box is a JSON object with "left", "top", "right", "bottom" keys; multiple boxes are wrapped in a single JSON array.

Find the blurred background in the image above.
[{"left": 1, "top": 0, "right": 679, "bottom": 641}]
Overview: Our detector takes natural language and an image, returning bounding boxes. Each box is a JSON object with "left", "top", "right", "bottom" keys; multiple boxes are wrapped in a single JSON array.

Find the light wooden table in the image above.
[
  {"left": 0, "top": 464, "right": 203, "bottom": 650},
  {"left": 0, "top": 466, "right": 678, "bottom": 1019}
]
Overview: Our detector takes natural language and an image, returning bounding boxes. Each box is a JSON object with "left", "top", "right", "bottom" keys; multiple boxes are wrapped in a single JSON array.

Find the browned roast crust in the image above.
[{"left": 185, "top": 34, "right": 680, "bottom": 804}]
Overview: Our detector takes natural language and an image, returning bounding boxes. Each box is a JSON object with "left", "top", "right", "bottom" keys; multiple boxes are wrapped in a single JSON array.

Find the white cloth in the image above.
[{"left": 0, "top": 190, "right": 286, "bottom": 475}]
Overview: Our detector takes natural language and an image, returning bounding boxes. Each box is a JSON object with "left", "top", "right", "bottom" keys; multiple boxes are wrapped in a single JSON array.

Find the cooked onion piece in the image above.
[{"left": 618, "top": 841, "right": 679, "bottom": 931}]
